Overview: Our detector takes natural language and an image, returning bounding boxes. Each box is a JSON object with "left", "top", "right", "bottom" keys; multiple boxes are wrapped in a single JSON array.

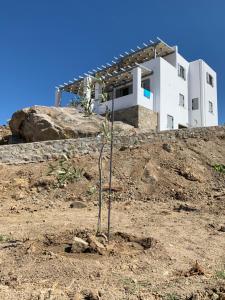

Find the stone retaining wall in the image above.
[
  {"left": 113, "top": 105, "right": 158, "bottom": 130},
  {"left": 0, "top": 126, "right": 224, "bottom": 165}
]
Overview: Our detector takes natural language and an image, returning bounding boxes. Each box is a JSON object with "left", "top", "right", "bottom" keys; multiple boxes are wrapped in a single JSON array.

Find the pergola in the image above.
[{"left": 55, "top": 38, "right": 175, "bottom": 106}]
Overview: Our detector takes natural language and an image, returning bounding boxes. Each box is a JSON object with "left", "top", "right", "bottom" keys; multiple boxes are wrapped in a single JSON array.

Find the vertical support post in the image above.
[
  {"left": 94, "top": 82, "right": 103, "bottom": 114},
  {"left": 95, "top": 82, "right": 101, "bottom": 101},
  {"left": 55, "top": 89, "right": 62, "bottom": 107},
  {"left": 84, "top": 76, "right": 92, "bottom": 101},
  {"left": 83, "top": 76, "right": 93, "bottom": 113},
  {"left": 154, "top": 46, "right": 157, "bottom": 59},
  {"left": 107, "top": 96, "right": 114, "bottom": 242},
  {"left": 112, "top": 87, "right": 116, "bottom": 100},
  {"left": 132, "top": 66, "right": 142, "bottom": 105}
]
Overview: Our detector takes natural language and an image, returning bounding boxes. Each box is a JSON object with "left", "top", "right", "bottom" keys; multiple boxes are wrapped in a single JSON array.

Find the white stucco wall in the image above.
[
  {"left": 189, "top": 60, "right": 218, "bottom": 127},
  {"left": 201, "top": 61, "right": 218, "bottom": 126},
  {"left": 142, "top": 53, "right": 189, "bottom": 131},
  {"left": 163, "top": 51, "right": 177, "bottom": 67},
  {"left": 189, "top": 60, "right": 202, "bottom": 127},
  {"left": 159, "top": 55, "right": 189, "bottom": 130},
  {"left": 142, "top": 58, "right": 161, "bottom": 127},
  {"left": 94, "top": 93, "right": 137, "bottom": 114},
  {"left": 137, "top": 88, "right": 154, "bottom": 110}
]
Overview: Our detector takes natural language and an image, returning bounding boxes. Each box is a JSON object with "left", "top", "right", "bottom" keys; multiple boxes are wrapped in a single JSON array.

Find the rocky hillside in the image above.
[{"left": 0, "top": 126, "right": 224, "bottom": 299}]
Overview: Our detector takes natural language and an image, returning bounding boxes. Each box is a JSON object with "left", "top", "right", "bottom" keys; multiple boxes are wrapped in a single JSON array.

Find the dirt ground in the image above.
[{"left": 0, "top": 134, "right": 225, "bottom": 299}]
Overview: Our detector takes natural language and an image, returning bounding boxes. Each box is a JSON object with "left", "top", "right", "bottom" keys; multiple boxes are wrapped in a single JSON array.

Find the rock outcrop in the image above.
[
  {"left": 9, "top": 106, "right": 134, "bottom": 142},
  {"left": 0, "top": 126, "right": 11, "bottom": 145}
]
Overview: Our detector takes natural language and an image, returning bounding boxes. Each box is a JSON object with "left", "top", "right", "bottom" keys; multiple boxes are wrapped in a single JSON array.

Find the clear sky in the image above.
[{"left": 0, "top": 0, "right": 224, "bottom": 125}]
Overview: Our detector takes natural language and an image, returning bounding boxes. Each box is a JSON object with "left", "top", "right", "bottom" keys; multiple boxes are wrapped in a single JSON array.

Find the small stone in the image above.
[
  {"left": 69, "top": 201, "right": 87, "bottom": 209},
  {"left": 190, "top": 293, "right": 201, "bottom": 300},
  {"left": 12, "top": 192, "right": 25, "bottom": 200},
  {"left": 212, "top": 293, "right": 219, "bottom": 300},
  {"left": 218, "top": 225, "right": 225, "bottom": 232},
  {"left": 142, "top": 161, "right": 158, "bottom": 184},
  {"left": 162, "top": 143, "right": 173, "bottom": 152},
  {"left": 83, "top": 290, "right": 100, "bottom": 300},
  {"left": 73, "top": 293, "right": 82, "bottom": 300},
  {"left": 87, "top": 235, "right": 105, "bottom": 255},
  {"left": 71, "top": 237, "right": 89, "bottom": 253}
]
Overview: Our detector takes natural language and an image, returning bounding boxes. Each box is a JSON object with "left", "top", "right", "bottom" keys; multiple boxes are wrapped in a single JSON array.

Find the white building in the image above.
[{"left": 55, "top": 39, "right": 218, "bottom": 131}]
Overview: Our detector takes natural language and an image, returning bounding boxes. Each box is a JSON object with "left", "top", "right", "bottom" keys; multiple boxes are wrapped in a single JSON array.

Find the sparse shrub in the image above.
[
  {"left": 122, "top": 277, "right": 137, "bottom": 294},
  {"left": 166, "top": 293, "right": 180, "bottom": 300},
  {"left": 87, "top": 186, "right": 97, "bottom": 195},
  {"left": 68, "top": 97, "right": 80, "bottom": 108},
  {"left": 120, "top": 277, "right": 153, "bottom": 295},
  {"left": 215, "top": 269, "right": 225, "bottom": 279},
  {"left": 213, "top": 164, "right": 225, "bottom": 174},
  {"left": 0, "top": 235, "right": 10, "bottom": 243},
  {"left": 48, "top": 155, "right": 84, "bottom": 187},
  {"left": 67, "top": 77, "right": 108, "bottom": 115}
]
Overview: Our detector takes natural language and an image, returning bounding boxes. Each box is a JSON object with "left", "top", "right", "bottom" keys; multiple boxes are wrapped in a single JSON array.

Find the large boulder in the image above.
[{"left": 9, "top": 106, "right": 134, "bottom": 142}]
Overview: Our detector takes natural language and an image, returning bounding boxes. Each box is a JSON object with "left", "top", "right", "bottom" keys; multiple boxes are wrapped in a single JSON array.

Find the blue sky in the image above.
[{"left": 0, "top": 0, "right": 224, "bottom": 125}]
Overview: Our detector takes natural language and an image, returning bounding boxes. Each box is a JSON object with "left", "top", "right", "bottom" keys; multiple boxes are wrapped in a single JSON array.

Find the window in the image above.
[
  {"left": 192, "top": 98, "right": 199, "bottom": 110},
  {"left": 206, "top": 73, "right": 214, "bottom": 87},
  {"left": 115, "top": 84, "right": 133, "bottom": 98},
  {"left": 141, "top": 78, "right": 150, "bottom": 91},
  {"left": 142, "top": 78, "right": 151, "bottom": 98},
  {"left": 178, "top": 124, "right": 187, "bottom": 129},
  {"left": 209, "top": 101, "right": 213, "bottom": 113},
  {"left": 179, "top": 93, "right": 185, "bottom": 107},
  {"left": 178, "top": 64, "right": 186, "bottom": 80},
  {"left": 167, "top": 115, "right": 174, "bottom": 130}
]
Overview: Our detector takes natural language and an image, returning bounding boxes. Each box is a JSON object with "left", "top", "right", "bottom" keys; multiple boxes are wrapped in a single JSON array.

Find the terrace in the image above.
[{"left": 55, "top": 38, "right": 175, "bottom": 115}]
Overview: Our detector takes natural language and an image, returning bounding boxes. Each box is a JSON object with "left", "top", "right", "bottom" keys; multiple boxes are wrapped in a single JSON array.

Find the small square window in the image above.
[
  {"left": 179, "top": 94, "right": 185, "bottom": 107},
  {"left": 206, "top": 73, "right": 214, "bottom": 87},
  {"left": 192, "top": 98, "right": 199, "bottom": 110},
  {"left": 178, "top": 64, "right": 186, "bottom": 80},
  {"left": 209, "top": 101, "right": 213, "bottom": 113},
  {"left": 167, "top": 115, "right": 174, "bottom": 130}
]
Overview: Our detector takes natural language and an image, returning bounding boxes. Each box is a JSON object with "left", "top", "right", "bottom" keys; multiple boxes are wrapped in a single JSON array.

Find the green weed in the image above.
[
  {"left": 213, "top": 164, "right": 225, "bottom": 174},
  {"left": 48, "top": 155, "right": 84, "bottom": 187},
  {"left": 0, "top": 235, "right": 10, "bottom": 243},
  {"left": 215, "top": 270, "right": 225, "bottom": 280},
  {"left": 165, "top": 293, "right": 181, "bottom": 300}
]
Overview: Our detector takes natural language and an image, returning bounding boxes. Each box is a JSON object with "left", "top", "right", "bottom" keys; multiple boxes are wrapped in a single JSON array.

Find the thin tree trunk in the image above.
[
  {"left": 107, "top": 98, "right": 115, "bottom": 241},
  {"left": 97, "top": 143, "right": 105, "bottom": 234}
]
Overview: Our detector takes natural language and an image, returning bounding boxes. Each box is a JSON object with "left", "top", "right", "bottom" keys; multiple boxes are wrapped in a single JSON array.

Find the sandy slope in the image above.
[{"left": 0, "top": 132, "right": 225, "bottom": 299}]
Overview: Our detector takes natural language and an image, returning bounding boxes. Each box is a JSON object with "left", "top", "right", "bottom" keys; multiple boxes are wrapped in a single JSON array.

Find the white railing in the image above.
[
  {"left": 94, "top": 88, "right": 154, "bottom": 114},
  {"left": 94, "top": 93, "right": 136, "bottom": 114}
]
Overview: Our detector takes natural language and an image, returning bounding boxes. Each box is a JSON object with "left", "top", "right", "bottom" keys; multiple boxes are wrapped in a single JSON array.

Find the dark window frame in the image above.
[
  {"left": 167, "top": 115, "right": 174, "bottom": 130},
  {"left": 206, "top": 72, "right": 214, "bottom": 87},
  {"left": 209, "top": 101, "right": 213, "bottom": 113},
  {"left": 178, "top": 64, "right": 186, "bottom": 80},
  {"left": 115, "top": 84, "right": 133, "bottom": 98},
  {"left": 179, "top": 93, "right": 185, "bottom": 107},
  {"left": 192, "top": 98, "right": 199, "bottom": 110}
]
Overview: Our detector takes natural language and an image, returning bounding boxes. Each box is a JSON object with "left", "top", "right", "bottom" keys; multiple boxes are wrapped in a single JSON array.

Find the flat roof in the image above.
[{"left": 57, "top": 38, "right": 175, "bottom": 94}]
